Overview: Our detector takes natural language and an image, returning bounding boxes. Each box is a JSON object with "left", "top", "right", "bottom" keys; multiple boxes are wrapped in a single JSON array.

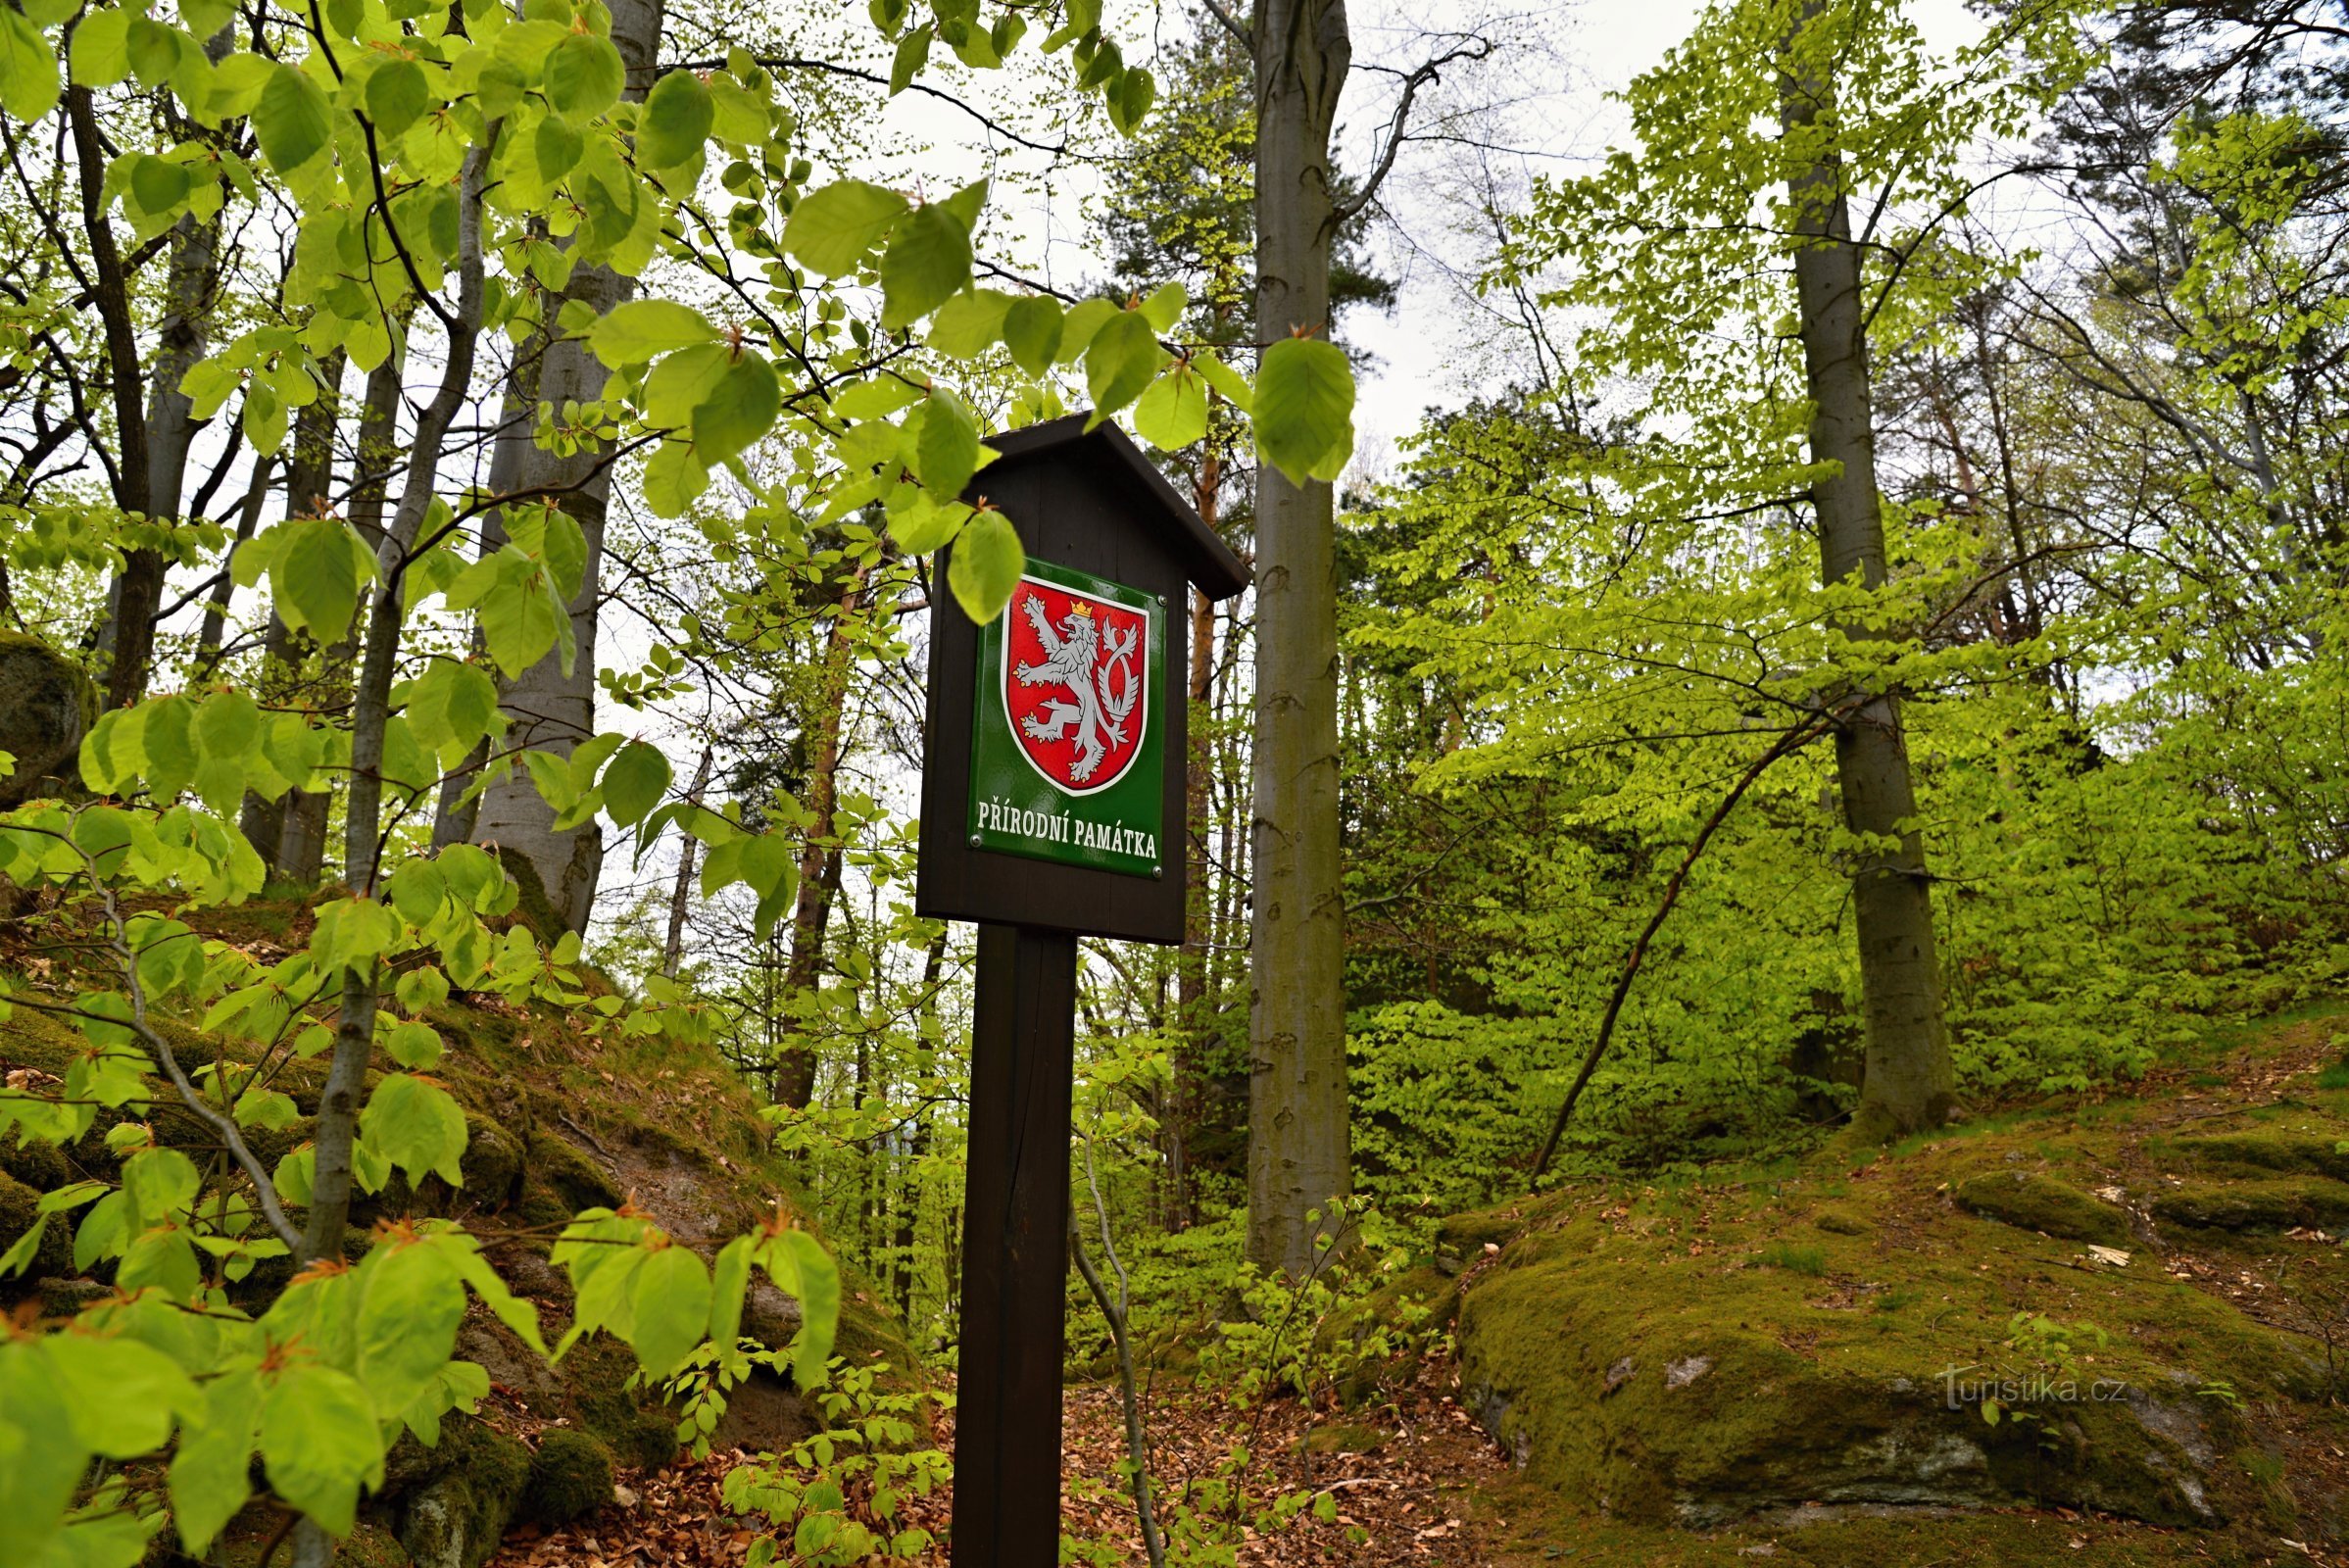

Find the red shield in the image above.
[{"left": 1002, "top": 576, "right": 1150, "bottom": 795}]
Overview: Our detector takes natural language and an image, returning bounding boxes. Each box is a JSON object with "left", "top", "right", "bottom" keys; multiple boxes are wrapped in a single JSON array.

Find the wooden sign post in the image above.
[{"left": 918, "top": 415, "right": 1248, "bottom": 1565}]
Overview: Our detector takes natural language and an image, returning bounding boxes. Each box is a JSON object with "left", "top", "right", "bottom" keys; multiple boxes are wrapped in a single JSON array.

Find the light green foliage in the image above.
[{"left": 719, "top": 1360, "right": 946, "bottom": 1568}]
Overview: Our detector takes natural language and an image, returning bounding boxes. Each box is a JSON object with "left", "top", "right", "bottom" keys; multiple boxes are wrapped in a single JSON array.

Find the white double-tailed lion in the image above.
[{"left": 1012, "top": 593, "right": 1140, "bottom": 784}]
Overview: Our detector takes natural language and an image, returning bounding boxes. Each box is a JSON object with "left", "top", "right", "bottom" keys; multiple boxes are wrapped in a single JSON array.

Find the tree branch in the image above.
[{"left": 1333, "top": 39, "right": 1494, "bottom": 225}]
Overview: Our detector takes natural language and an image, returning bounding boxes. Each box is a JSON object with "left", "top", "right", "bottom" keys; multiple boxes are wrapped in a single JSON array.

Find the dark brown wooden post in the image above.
[
  {"left": 951, "top": 921, "right": 1078, "bottom": 1567},
  {"left": 916, "top": 416, "right": 1249, "bottom": 1561}
]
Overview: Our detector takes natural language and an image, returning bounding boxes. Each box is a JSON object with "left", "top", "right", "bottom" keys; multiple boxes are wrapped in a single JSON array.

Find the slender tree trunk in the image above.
[
  {"left": 192, "top": 456, "right": 279, "bottom": 675},
  {"left": 661, "top": 743, "right": 715, "bottom": 978},
  {"left": 1168, "top": 449, "right": 1225, "bottom": 1232},
  {"left": 774, "top": 571, "right": 867, "bottom": 1111},
  {"left": 1780, "top": 8, "right": 1952, "bottom": 1140},
  {"left": 66, "top": 82, "right": 159, "bottom": 710},
  {"left": 288, "top": 138, "right": 493, "bottom": 1568},
  {"left": 240, "top": 357, "right": 346, "bottom": 872},
  {"left": 271, "top": 353, "right": 360, "bottom": 886},
  {"left": 895, "top": 925, "right": 947, "bottom": 1321},
  {"left": 1247, "top": 0, "right": 1353, "bottom": 1278},
  {"left": 464, "top": 0, "right": 662, "bottom": 935}
]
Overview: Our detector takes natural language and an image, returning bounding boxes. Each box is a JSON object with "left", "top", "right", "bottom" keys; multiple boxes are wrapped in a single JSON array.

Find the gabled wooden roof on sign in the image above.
[{"left": 975, "top": 414, "right": 1250, "bottom": 602}]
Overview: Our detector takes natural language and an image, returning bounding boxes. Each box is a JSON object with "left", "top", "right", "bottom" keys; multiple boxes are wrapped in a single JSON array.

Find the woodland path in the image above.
[{"left": 488, "top": 1358, "right": 1515, "bottom": 1567}]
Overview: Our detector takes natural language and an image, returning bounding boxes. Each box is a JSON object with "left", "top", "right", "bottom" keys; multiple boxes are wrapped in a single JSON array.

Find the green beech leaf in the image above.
[
  {"left": 47, "top": 1334, "right": 199, "bottom": 1456},
  {"left": 1056, "top": 296, "right": 1119, "bottom": 365},
  {"left": 69, "top": 7, "right": 129, "bottom": 87},
  {"left": 1253, "top": 335, "right": 1355, "bottom": 484},
  {"left": 1132, "top": 362, "right": 1208, "bottom": 450},
  {"left": 536, "top": 114, "right": 584, "bottom": 182},
  {"left": 690, "top": 350, "right": 781, "bottom": 462},
  {"left": 641, "top": 441, "right": 708, "bottom": 517},
  {"left": 927, "top": 287, "right": 1012, "bottom": 359},
  {"left": 364, "top": 58, "right": 427, "bottom": 139},
  {"left": 312, "top": 895, "right": 400, "bottom": 975},
  {"left": 1195, "top": 349, "right": 1252, "bottom": 413},
  {"left": 602, "top": 739, "right": 670, "bottom": 827},
  {"left": 404, "top": 660, "right": 501, "bottom": 760},
  {"left": 271, "top": 516, "right": 373, "bottom": 641},
  {"left": 888, "top": 496, "right": 969, "bottom": 556},
  {"left": 758, "top": 1229, "right": 840, "bottom": 1391},
  {"left": 913, "top": 387, "right": 982, "bottom": 497},
  {"left": 259, "top": 1362, "right": 380, "bottom": 1537},
  {"left": 890, "top": 23, "right": 932, "bottom": 93},
  {"left": 254, "top": 63, "right": 331, "bottom": 174},
  {"left": 0, "top": 1343, "right": 83, "bottom": 1565},
  {"left": 357, "top": 1238, "right": 465, "bottom": 1415},
  {"left": 1084, "top": 309, "right": 1164, "bottom": 422},
  {"left": 628, "top": 1243, "right": 711, "bottom": 1381},
  {"left": 637, "top": 68, "right": 713, "bottom": 172},
  {"left": 171, "top": 1370, "right": 258, "bottom": 1556},
  {"left": 1107, "top": 63, "right": 1155, "bottom": 134},
  {"left": 878, "top": 204, "right": 971, "bottom": 329},
  {"left": 947, "top": 509, "right": 1023, "bottom": 623},
  {"left": 1003, "top": 296, "right": 1063, "bottom": 378},
  {"left": 783, "top": 179, "right": 908, "bottom": 276},
  {"left": 0, "top": 9, "right": 59, "bottom": 122},
  {"left": 360, "top": 1073, "right": 468, "bottom": 1187},
  {"left": 544, "top": 31, "right": 623, "bottom": 121},
  {"left": 1137, "top": 279, "right": 1187, "bottom": 331},
  {"left": 583, "top": 300, "right": 722, "bottom": 368},
  {"left": 708, "top": 1235, "right": 753, "bottom": 1348}
]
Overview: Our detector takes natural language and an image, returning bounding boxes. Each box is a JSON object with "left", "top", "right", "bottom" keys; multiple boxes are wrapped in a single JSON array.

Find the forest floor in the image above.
[
  {"left": 490, "top": 1000, "right": 2349, "bottom": 1568},
  {"left": 488, "top": 1356, "right": 1518, "bottom": 1567}
]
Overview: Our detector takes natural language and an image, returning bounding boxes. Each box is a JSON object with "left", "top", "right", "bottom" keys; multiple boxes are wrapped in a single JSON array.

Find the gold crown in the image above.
[{"left": 1068, "top": 601, "right": 1093, "bottom": 617}]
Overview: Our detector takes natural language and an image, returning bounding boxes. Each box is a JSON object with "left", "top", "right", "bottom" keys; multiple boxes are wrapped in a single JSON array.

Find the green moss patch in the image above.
[
  {"left": 2151, "top": 1177, "right": 2349, "bottom": 1234},
  {"left": 520, "top": 1428, "right": 615, "bottom": 1526},
  {"left": 1956, "top": 1172, "right": 2131, "bottom": 1246}
]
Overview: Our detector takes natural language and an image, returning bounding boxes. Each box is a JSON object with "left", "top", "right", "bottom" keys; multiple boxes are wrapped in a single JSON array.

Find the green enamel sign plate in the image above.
[{"left": 967, "top": 557, "right": 1165, "bottom": 877}]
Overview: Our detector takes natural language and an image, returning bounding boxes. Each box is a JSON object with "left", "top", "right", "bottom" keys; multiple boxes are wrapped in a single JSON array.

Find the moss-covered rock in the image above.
[
  {"left": 1956, "top": 1172, "right": 2131, "bottom": 1246},
  {"left": 521, "top": 1131, "right": 619, "bottom": 1220},
  {"left": 2169, "top": 1129, "right": 2349, "bottom": 1184},
  {"left": 1456, "top": 1228, "right": 2240, "bottom": 1528},
  {"left": 2152, "top": 1178, "right": 2349, "bottom": 1234},
  {"left": 0, "top": 1167, "right": 70, "bottom": 1278},
  {"left": 391, "top": 1418, "right": 531, "bottom": 1568},
  {"left": 520, "top": 1428, "right": 615, "bottom": 1526},
  {"left": 0, "top": 630, "right": 96, "bottom": 808},
  {"left": 566, "top": 1335, "right": 681, "bottom": 1471}
]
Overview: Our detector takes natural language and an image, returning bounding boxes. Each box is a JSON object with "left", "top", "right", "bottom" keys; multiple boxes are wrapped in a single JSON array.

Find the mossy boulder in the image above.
[
  {"left": 391, "top": 1418, "right": 531, "bottom": 1568},
  {"left": 0, "top": 631, "right": 96, "bottom": 808},
  {"left": 0, "top": 1168, "right": 70, "bottom": 1278},
  {"left": 2168, "top": 1129, "right": 2349, "bottom": 1184},
  {"left": 519, "top": 1428, "right": 615, "bottom": 1526},
  {"left": 565, "top": 1335, "right": 682, "bottom": 1471},
  {"left": 1456, "top": 1226, "right": 2237, "bottom": 1528},
  {"left": 2151, "top": 1177, "right": 2349, "bottom": 1235},
  {"left": 1956, "top": 1172, "right": 2131, "bottom": 1247}
]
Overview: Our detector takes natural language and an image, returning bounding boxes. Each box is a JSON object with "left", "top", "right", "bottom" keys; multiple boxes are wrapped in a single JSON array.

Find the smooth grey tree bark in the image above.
[
  {"left": 239, "top": 360, "right": 344, "bottom": 873},
  {"left": 1245, "top": 0, "right": 1353, "bottom": 1278},
  {"left": 465, "top": 0, "right": 664, "bottom": 934},
  {"left": 1780, "top": 6, "right": 1953, "bottom": 1140}
]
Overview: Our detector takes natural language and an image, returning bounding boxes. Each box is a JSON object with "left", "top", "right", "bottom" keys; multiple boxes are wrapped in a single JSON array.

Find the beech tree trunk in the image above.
[
  {"left": 661, "top": 744, "right": 715, "bottom": 978},
  {"left": 465, "top": 0, "right": 664, "bottom": 934},
  {"left": 1780, "top": 9, "right": 1953, "bottom": 1139},
  {"left": 1168, "top": 446, "right": 1225, "bottom": 1233},
  {"left": 1247, "top": 0, "right": 1353, "bottom": 1277},
  {"left": 240, "top": 360, "right": 345, "bottom": 872},
  {"left": 272, "top": 352, "right": 368, "bottom": 887},
  {"left": 774, "top": 570, "right": 867, "bottom": 1111},
  {"left": 70, "top": 74, "right": 218, "bottom": 710}
]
